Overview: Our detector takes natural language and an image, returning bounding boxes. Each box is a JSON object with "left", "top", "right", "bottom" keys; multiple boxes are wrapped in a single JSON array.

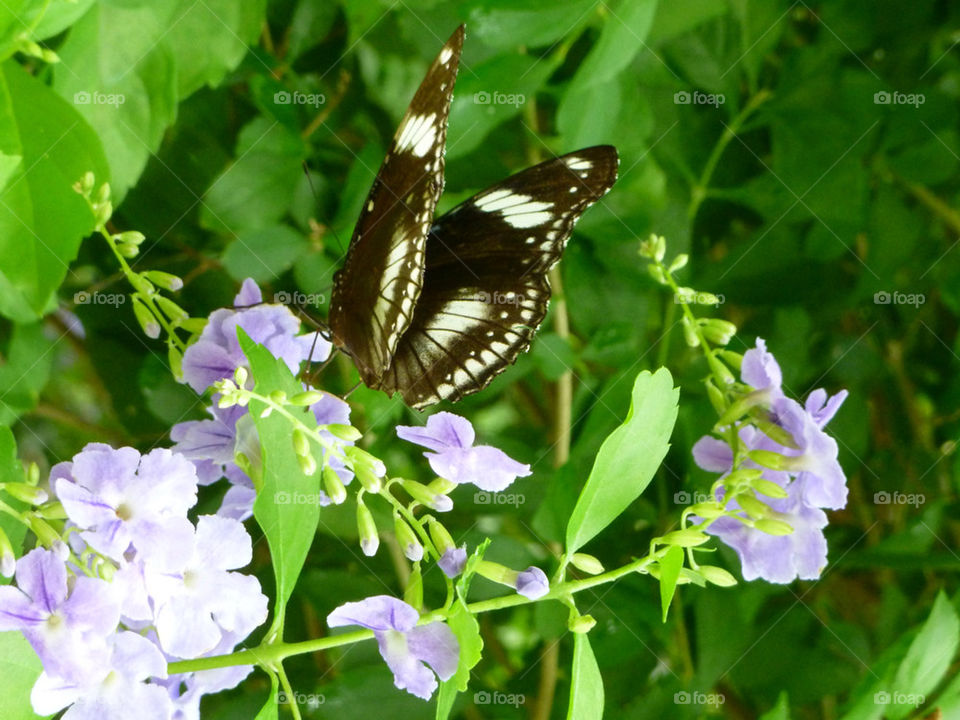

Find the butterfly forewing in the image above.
[
  {"left": 329, "top": 25, "right": 465, "bottom": 386},
  {"left": 377, "top": 146, "right": 619, "bottom": 409}
]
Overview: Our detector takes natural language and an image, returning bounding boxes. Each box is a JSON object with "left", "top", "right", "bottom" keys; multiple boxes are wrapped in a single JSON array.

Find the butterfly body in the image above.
[{"left": 330, "top": 26, "right": 618, "bottom": 409}]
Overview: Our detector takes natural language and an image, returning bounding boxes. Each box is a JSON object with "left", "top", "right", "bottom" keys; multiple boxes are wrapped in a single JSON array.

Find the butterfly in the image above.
[{"left": 328, "top": 25, "right": 618, "bottom": 410}]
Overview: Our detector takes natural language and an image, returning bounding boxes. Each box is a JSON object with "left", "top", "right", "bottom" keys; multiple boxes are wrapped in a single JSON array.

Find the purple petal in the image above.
[
  {"left": 406, "top": 622, "right": 459, "bottom": 681},
  {"left": 0, "top": 587, "right": 46, "bottom": 630},
  {"left": 805, "top": 388, "right": 848, "bottom": 428},
  {"left": 55, "top": 478, "right": 117, "bottom": 531},
  {"left": 397, "top": 412, "right": 475, "bottom": 452},
  {"left": 15, "top": 548, "right": 68, "bottom": 614},
  {"left": 182, "top": 341, "right": 239, "bottom": 394},
  {"left": 426, "top": 446, "right": 530, "bottom": 491},
  {"left": 375, "top": 629, "right": 439, "bottom": 700},
  {"left": 741, "top": 338, "right": 782, "bottom": 394},
  {"left": 327, "top": 595, "right": 419, "bottom": 633},
  {"left": 311, "top": 391, "right": 351, "bottom": 426},
  {"left": 438, "top": 546, "right": 467, "bottom": 578},
  {"left": 194, "top": 515, "right": 252, "bottom": 572},
  {"left": 234, "top": 278, "right": 262, "bottom": 307},
  {"left": 70, "top": 443, "right": 140, "bottom": 493},
  {"left": 516, "top": 566, "right": 549, "bottom": 599},
  {"left": 217, "top": 485, "right": 256, "bottom": 521},
  {"left": 156, "top": 595, "right": 224, "bottom": 659},
  {"left": 61, "top": 576, "right": 121, "bottom": 636},
  {"left": 692, "top": 436, "right": 733, "bottom": 473}
]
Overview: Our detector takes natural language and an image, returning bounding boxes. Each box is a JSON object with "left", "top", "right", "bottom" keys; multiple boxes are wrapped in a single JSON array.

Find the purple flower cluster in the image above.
[
  {"left": 693, "top": 339, "right": 849, "bottom": 583},
  {"left": 172, "top": 279, "right": 346, "bottom": 519},
  {"left": 0, "top": 444, "right": 268, "bottom": 719}
]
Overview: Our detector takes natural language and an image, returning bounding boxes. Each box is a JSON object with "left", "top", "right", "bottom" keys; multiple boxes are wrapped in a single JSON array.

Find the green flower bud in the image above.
[
  {"left": 705, "top": 378, "right": 727, "bottom": 415},
  {"left": 687, "top": 502, "right": 724, "bottom": 519},
  {"left": 700, "top": 318, "right": 737, "bottom": 346},
  {"left": 35, "top": 502, "right": 67, "bottom": 520},
  {"left": 402, "top": 480, "right": 452, "bottom": 512},
  {"left": 394, "top": 516, "right": 424, "bottom": 561},
  {"left": 117, "top": 241, "right": 139, "bottom": 258},
  {"left": 735, "top": 492, "right": 770, "bottom": 519},
  {"left": 404, "top": 564, "right": 423, "bottom": 610},
  {"left": 752, "top": 478, "right": 789, "bottom": 499},
  {"left": 180, "top": 318, "right": 208, "bottom": 334},
  {"left": 569, "top": 614, "right": 596, "bottom": 633},
  {"left": 681, "top": 315, "right": 700, "bottom": 348},
  {"left": 661, "top": 529, "right": 709, "bottom": 547},
  {"left": 647, "top": 264, "right": 668, "bottom": 284},
  {"left": 292, "top": 428, "right": 311, "bottom": 458},
  {"left": 753, "top": 518, "right": 794, "bottom": 536},
  {"left": 428, "top": 477, "right": 457, "bottom": 496},
  {"left": 233, "top": 366, "right": 248, "bottom": 387},
  {"left": 80, "top": 171, "right": 95, "bottom": 194},
  {"left": 570, "top": 553, "right": 604, "bottom": 575},
  {"left": 321, "top": 465, "right": 347, "bottom": 505},
  {"left": 717, "top": 349, "right": 742, "bottom": 371},
  {"left": 143, "top": 270, "right": 182, "bottom": 292},
  {"left": 115, "top": 230, "right": 146, "bottom": 246},
  {"left": 289, "top": 390, "right": 325, "bottom": 407},
  {"left": 168, "top": 343, "right": 183, "bottom": 380},
  {"left": 355, "top": 464, "right": 382, "bottom": 493},
  {"left": 326, "top": 424, "right": 362, "bottom": 442},
  {"left": 268, "top": 390, "right": 287, "bottom": 405},
  {"left": 3, "top": 482, "right": 48, "bottom": 506},
  {"left": 132, "top": 296, "right": 160, "bottom": 339},
  {"left": 95, "top": 200, "right": 113, "bottom": 227},
  {"left": 357, "top": 501, "right": 379, "bottom": 556},
  {"left": 298, "top": 452, "right": 317, "bottom": 477},
  {"left": 698, "top": 565, "right": 737, "bottom": 587},
  {"left": 475, "top": 560, "right": 517, "bottom": 586},
  {"left": 25, "top": 462, "right": 39, "bottom": 486},
  {"left": 95, "top": 182, "right": 111, "bottom": 204},
  {"left": 30, "top": 517, "right": 62, "bottom": 549},
  {"left": 747, "top": 449, "right": 787, "bottom": 471},
  {"left": 0, "top": 527, "right": 14, "bottom": 577},
  {"left": 668, "top": 253, "right": 689, "bottom": 273},
  {"left": 427, "top": 517, "right": 456, "bottom": 555}
]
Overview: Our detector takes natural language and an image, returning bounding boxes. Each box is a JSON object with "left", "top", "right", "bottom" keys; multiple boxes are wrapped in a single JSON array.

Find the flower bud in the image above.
[
  {"left": 168, "top": 343, "right": 183, "bottom": 380},
  {"left": 569, "top": 614, "right": 596, "bottom": 633},
  {"left": 3, "top": 482, "right": 48, "bottom": 506},
  {"left": 357, "top": 501, "right": 379, "bottom": 556},
  {"left": 355, "top": 464, "right": 382, "bottom": 493},
  {"left": 735, "top": 492, "right": 770, "bottom": 519},
  {"left": 681, "top": 315, "right": 700, "bottom": 348},
  {"left": 289, "top": 390, "right": 325, "bottom": 407},
  {"left": 292, "top": 428, "right": 311, "bottom": 458},
  {"left": 30, "top": 517, "right": 62, "bottom": 549},
  {"left": 181, "top": 318, "right": 208, "bottom": 334},
  {"left": 0, "top": 528, "right": 14, "bottom": 578},
  {"left": 753, "top": 518, "right": 794, "bottom": 536},
  {"left": 117, "top": 241, "right": 139, "bottom": 258},
  {"left": 404, "top": 564, "right": 423, "bottom": 610},
  {"left": 570, "top": 553, "right": 604, "bottom": 575},
  {"left": 268, "top": 390, "right": 288, "bottom": 405},
  {"left": 427, "top": 517, "right": 456, "bottom": 555},
  {"left": 142, "top": 270, "right": 181, "bottom": 291},
  {"left": 705, "top": 378, "right": 727, "bottom": 415},
  {"left": 132, "top": 296, "right": 160, "bottom": 339},
  {"left": 321, "top": 465, "right": 347, "bottom": 505},
  {"left": 402, "top": 480, "right": 452, "bottom": 512},
  {"left": 698, "top": 565, "right": 737, "bottom": 587},
  {"left": 647, "top": 264, "right": 668, "bottom": 284},
  {"left": 661, "top": 529, "right": 709, "bottom": 547},
  {"left": 326, "top": 424, "right": 362, "bottom": 442},
  {"left": 668, "top": 254, "right": 689, "bottom": 273},
  {"left": 475, "top": 560, "right": 517, "bottom": 586},
  {"left": 345, "top": 446, "right": 386, "bottom": 476},
  {"left": 115, "top": 230, "right": 146, "bottom": 246},
  {"left": 298, "top": 452, "right": 317, "bottom": 477},
  {"left": 747, "top": 449, "right": 787, "bottom": 470},
  {"left": 25, "top": 462, "right": 39, "bottom": 486},
  {"left": 700, "top": 319, "right": 736, "bottom": 346},
  {"left": 394, "top": 516, "right": 423, "bottom": 562},
  {"left": 427, "top": 477, "right": 457, "bottom": 496},
  {"left": 752, "top": 478, "right": 789, "bottom": 499},
  {"left": 80, "top": 171, "right": 95, "bottom": 194}
]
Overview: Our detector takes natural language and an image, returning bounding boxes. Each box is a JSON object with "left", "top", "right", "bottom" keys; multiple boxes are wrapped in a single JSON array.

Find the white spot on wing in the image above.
[
  {"left": 566, "top": 157, "right": 592, "bottom": 171},
  {"left": 439, "top": 47, "right": 453, "bottom": 64}
]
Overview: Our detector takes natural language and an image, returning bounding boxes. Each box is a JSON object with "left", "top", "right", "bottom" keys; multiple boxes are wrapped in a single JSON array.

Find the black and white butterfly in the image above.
[{"left": 328, "top": 25, "right": 618, "bottom": 410}]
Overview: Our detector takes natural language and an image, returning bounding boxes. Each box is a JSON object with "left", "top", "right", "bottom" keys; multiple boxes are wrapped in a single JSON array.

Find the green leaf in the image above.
[
  {"left": 0, "top": 428, "right": 25, "bottom": 585},
  {"left": 0, "top": 61, "right": 108, "bottom": 322},
  {"left": 567, "top": 632, "right": 603, "bottom": 720},
  {"left": 0, "top": 1, "right": 46, "bottom": 61},
  {"left": 253, "top": 671, "right": 279, "bottom": 720},
  {"left": 0, "top": 632, "right": 42, "bottom": 719},
  {"left": 758, "top": 692, "right": 791, "bottom": 720},
  {"left": 241, "top": 329, "right": 321, "bottom": 633},
  {"left": 201, "top": 118, "right": 306, "bottom": 235},
  {"left": 565, "top": 368, "right": 678, "bottom": 553},
  {"left": 0, "top": 322, "right": 55, "bottom": 425},
  {"left": 468, "top": 0, "right": 597, "bottom": 51},
  {"left": 33, "top": 0, "right": 96, "bottom": 41},
  {"left": 222, "top": 224, "right": 308, "bottom": 284},
  {"left": 888, "top": 591, "right": 959, "bottom": 719},
  {"left": 658, "top": 545, "right": 684, "bottom": 622}
]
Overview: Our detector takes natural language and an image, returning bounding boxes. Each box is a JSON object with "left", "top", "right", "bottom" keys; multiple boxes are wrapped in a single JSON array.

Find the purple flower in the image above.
[
  {"left": 0, "top": 548, "right": 120, "bottom": 683},
  {"left": 54, "top": 445, "right": 198, "bottom": 570},
  {"left": 181, "top": 278, "right": 330, "bottom": 393},
  {"left": 741, "top": 337, "right": 783, "bottom": 400},
  {"left": 804, "top": 387, "right": 848, "bottom": 428},
  {"left": 516, "top": 566, "right": 549, "bottom": 599},
  {"left": 397, "top": 412, "right": 531, "bottom": 492},
  {"left": 327, "top": 595, "right": 458, "bottom": 700},
  {"left": 146, "top": 515, "right": 268, "bottom": 658},
  {"left": 158, "top": 635, "right": 253, "bottom": 720},
  {"left": 438, "top": 546, "right": 467, "bottom": 578},
  {"left": 706, "top": 480, "right": 829, "bottom": 583},
  {"left": 771, "top": 397, "right": 847, "bottom": 510},
  {"left": 31, "top": 631, "right": 171, "bottom": 720}
]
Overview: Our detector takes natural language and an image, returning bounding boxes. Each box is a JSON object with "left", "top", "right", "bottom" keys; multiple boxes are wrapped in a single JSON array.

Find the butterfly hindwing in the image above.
[
  {"left": 329, "top": 25, "right": 465, "bottom": 386},
  {"left": 376, "top": 146, "right": 619, "bottom": 409}
]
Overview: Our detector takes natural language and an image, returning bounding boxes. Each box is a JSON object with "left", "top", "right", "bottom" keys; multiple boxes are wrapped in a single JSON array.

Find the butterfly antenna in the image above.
[
  {"left": 343, "top": 380, "right": 362, "bottom": 399},
  {"left": 302, "top": 160, "right": 346, "bottom": 256}
]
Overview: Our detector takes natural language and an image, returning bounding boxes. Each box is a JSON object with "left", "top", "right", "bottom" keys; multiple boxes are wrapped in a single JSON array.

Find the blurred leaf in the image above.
[
  {"left": 468, "top": 0, "right": 597, "bottom": 50},
  {"left": 567, "top": 632, "right": 603, "bottom": 719},
  {"left": 0, "top": 322, "right": 55, "bottom": 425},
  {"left": 658, "top": 545, "right": 683, "bottom": 622},
  {"left": 0, "top": 61, "right": 107, "bottom": 322},
  {"left": 222, "top": 224, "right": 308, "bottom": 283},
  {"left": 0, "top": 632, "right": 42, "bottom": 720},
  {"left": 566, "top": 368, "right": 678, "bottom": 553},
  {"left": 759, "top": 692, "right": 791, "bottom": 720}
]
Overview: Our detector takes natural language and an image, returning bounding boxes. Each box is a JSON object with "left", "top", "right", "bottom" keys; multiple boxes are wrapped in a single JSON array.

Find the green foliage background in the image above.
[{"left": 1, "top": 0, "right": 959, "bottom": 717}]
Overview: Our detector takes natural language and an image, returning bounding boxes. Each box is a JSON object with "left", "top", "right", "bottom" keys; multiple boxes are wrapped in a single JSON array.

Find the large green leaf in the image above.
[
  {"left": 0, "top": 632, "right": 42, "bottom": 720},
  {"left": 565, "top": 368, "right": 678, "bottom": 553},
  {"left": 0, "top": 322, "right": 55, "bottom": 426},
  {"left": 567, "top": 633, "right": 603, "bottom": 720},
  {"left": 241, "top": 330, "right": 321, "bottom": 632},
  {"left": 0, "top": 61, "right": 107, "bottom": 322},
  {"left": 658, "top": 545, "right": 684, "bottom": 622}
]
